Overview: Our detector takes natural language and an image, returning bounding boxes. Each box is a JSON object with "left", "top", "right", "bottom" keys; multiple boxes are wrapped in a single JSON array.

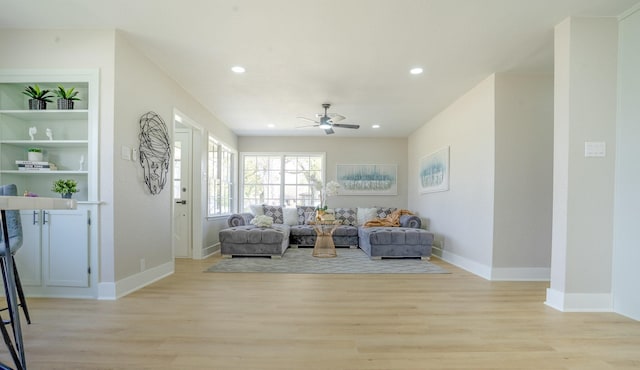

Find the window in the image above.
[
  {"left": 208, "top": 137, "right": 236, "bottom": 216},
  {"left": 241, "top": 153, "right": 324, "bottom": 211}
]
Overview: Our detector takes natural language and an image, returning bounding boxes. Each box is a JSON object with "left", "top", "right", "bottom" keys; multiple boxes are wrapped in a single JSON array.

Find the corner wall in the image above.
[
  {"left": 613, "top": 7, "right": 640, "bottom": 320},
  {"left": 408, "top": 75, "right": 496, "bottom": 277}
]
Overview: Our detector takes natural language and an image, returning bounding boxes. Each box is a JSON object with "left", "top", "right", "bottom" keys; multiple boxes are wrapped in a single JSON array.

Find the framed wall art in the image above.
[
  {"left": 336, "top": 164, "right": 397, "bottom": 195},
  {"left": 419, "top": 146, "right": 449, "bottom": 193}
]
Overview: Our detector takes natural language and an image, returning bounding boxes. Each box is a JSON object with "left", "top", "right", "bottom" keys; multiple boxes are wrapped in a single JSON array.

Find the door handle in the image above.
[{"left": 176, "top": 200, "right": 187, "bottom": 205}]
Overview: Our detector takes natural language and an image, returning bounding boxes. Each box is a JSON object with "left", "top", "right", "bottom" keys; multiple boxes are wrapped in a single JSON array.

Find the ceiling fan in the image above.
[{"left": 297, "top": 103, "right": 360, "bottom": 135}]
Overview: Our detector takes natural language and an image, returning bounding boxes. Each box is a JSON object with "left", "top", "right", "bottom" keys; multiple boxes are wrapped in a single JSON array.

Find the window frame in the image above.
[
  {"left": 207, "top": 136, "right": 237, "bottom": 217},
  {"left": 239, "top": 152, "right": 326, "bottom": 212}
]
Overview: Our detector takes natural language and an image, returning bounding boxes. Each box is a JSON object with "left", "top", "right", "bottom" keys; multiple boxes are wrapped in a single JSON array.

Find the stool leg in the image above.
[
  {"left": 12, "top": 257, "right": 30, "bottom": 325},
  {"left": 0, "top": 256, "right": 30, "bottom": 325},
  {"left": 0, "top": 312, "right": 23, "bottom": 370}
]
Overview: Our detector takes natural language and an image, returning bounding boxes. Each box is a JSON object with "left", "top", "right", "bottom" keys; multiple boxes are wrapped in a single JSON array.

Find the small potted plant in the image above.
[
  {"left": 54, "top": 85, "right": 81, "bottom": 110},
  {"left": 27, "top": 148, "right": 43, "bottom": 162},
  {"left": 52, "top": 179, "right": 78, "bottom": 198},
  {"left": 22, "top": 84, "right": 53, "bottom": 110}
]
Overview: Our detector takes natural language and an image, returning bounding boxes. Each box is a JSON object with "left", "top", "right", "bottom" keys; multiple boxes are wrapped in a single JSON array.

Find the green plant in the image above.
[
  {"left": 52, "top": 179, "right": 78, "bottom": 194},
  {"left": 27, "top": 148, "right": 42, "bottom": 153},
  {"left": 22, "top": 84, "right": 54, "bottom": 102},
  {"left": 54, "top": 85, "right": 80, "bottom": 101}
]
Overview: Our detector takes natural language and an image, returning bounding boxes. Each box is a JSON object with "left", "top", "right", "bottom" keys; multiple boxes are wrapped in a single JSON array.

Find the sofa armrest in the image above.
[
  {"left": 227, "top": 212, "right": 255, "bottom": 227},
  {"left": 399, "top": 214, "right": 421, "bottom": 228}
]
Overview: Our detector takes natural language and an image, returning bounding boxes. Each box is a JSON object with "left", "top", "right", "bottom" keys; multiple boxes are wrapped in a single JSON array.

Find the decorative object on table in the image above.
[
  {"left": 336, "top": 164, "right": 398, "bottom": 195},
  {"left": 46, "top": 128, "right": 53, "bottom": 140},
  {"left": 23, "top": 191, "right": 38, "bottom": 197},
  {"left": 419, "top": 146, "right": 450, "bottom": 194},
  {"left": 312, "top": 179, "right": 341, "bottom": 220},
  {"left": 22, "top": 84, "right": 53, "bottom": 110},
  {"left": 138, "top": 111, "right": 171, "bottom": 195},
  {"left": 78, "top": 155, "right": 85, "bottom": 171},
  {"left": 51, "top": 179, "right": 78, "bottom": 198},
  {"left": 54, "top": 85, "right": 80, "bottom": 110},
  {"left": 28, "top": 126, "right": 37, "bottom": 140},
  {"left": 250, "top": 214, "right": 273, "bottom": 228},
  {"left": 27, "top": 148, "right": 43, "bottom": 162}
]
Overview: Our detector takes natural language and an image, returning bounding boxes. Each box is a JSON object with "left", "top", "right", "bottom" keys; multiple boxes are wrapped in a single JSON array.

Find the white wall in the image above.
[
  {"left": 113, "top": 32, "right": 237, "bottom": 284},
  {"left": 613, "top": 7, "right": 640, "bottom": 320},
  {"left": 238, "top": 137, "right": 408, "bottom": 209},
  {"left": 548, "top": 17, "right": 618, "bottom": 311},
  {"left": 492, "top": 74, "right": 554, "bottom": 279},
  {"left": 408, "top": 75, "right": 496, "bottom": 277}
]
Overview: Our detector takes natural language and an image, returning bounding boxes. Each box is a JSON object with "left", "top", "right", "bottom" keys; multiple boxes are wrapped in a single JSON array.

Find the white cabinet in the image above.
[
  {"left": 1, "top": 69, "right": 99, "bottom": 298},
  {"left": 15, "top": 208, "right": 90, "bottom": 289}
]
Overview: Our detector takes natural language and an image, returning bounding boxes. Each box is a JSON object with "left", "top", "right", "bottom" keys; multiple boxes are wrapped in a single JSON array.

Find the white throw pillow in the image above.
[
  {"left": 283, "top": 207, "right": 299, "bottom": 226},
  {"left": 357, "top": 207, "right": 378, "bottom": 225},
  {"left": 249, "top": 204, "right": 264, "bottom": 216}
]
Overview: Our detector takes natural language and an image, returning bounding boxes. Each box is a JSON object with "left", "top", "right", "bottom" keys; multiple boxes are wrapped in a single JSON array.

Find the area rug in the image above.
[{"left": 205, "top": 248, "right": 448, "bottom": 274}]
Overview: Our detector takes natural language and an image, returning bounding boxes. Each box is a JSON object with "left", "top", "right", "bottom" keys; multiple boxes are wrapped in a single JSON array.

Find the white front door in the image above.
[{"left": 173, "top": 129, "right": 192, "bottom": 258}]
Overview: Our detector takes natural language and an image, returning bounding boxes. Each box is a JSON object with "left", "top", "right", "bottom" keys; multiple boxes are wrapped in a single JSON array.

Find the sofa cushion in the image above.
[
  {"left": 262, "top": 205, "right": 284, "bottom": 224},
  {"left": 249, "top": 204, "right": 265, "bottom": 216},
  {"left": 283, "top": 207, "right": 298, "bottom": 226}
]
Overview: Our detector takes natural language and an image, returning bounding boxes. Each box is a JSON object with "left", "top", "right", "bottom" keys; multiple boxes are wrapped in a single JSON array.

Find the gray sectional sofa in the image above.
[{"left": 219, "top": 205, "right": 434, "bottom": 259}]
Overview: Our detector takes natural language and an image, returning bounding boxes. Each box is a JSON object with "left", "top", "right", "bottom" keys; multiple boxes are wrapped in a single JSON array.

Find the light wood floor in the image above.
[{"left": 4, "top": 254, "right": 640, "bottom": 369}]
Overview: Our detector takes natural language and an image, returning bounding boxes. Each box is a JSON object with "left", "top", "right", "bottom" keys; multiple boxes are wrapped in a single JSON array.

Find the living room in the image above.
[{"left": 0, "top": 0, "right": 638, "bottom": 319}]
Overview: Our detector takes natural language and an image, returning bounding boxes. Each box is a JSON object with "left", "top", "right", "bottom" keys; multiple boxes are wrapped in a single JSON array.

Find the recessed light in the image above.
[
  {"left": 372, "top": 124, "right": 380, "bottom": 129},
  {"left": 231, "top": 65, "right": 246, "bottom": 74},
  {"left": 267, "top": 124, "right": 275, "bottom": 128},
  {"left": 409, "top": 67, "right": 423, "bottom": 75}
]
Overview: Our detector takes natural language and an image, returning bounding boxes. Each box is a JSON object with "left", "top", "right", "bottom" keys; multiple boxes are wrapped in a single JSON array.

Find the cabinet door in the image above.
[
  {"left": 42, "top": 209, "right": 89, "bottom": 287},
  {"left": 14, "top": 210, "right": 42, "bottom": 286}
]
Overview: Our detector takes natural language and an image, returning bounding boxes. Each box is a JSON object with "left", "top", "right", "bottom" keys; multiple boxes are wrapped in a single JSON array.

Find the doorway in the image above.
[{"left": 173, "top": 128, "right": 192, "bottom": 258}]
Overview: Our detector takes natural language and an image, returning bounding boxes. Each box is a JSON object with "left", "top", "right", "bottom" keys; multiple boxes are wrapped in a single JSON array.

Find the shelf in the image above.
[
  {"left": 0, "top": 110, "right": 88, "bottom": 120},
  {"left": 0, "top": 170, "right": 88, "bottom": 175},
  {"left": 0, "top": 140, "right": 88, "bottom": 148}
]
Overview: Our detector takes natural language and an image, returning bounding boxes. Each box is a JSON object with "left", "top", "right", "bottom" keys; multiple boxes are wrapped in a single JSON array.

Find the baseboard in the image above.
[
  {"left": 105, "top": 261, "right": 174, "bottom": 299},
  {"left": 440, "top": 250, "right": 492, "bottom": 280},
  {"left": 491, "top": 267, "right": 550, "bottom": 281},
  {"left": 545, "top": 288, "right": 613, "bottom": 312},
  {"left": 201, "top": 242, "right": 220, "bottom": 259}
]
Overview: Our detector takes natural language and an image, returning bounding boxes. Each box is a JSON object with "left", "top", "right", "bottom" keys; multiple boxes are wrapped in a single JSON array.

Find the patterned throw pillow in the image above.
[
  {"left": 375, "top": 207, "right": 397, "bottom": 218},
  {"left": 357, "top": 207, "right": 378, "bottom": 225},
  {"left": 262, "top": 205, "right": 284, "bottom": 224},
  {"left": 334, "top": 207, "right": 357, "bottom": 225},
  {"left": 297, "top": 206, "right": 316, "bottom": 224}
]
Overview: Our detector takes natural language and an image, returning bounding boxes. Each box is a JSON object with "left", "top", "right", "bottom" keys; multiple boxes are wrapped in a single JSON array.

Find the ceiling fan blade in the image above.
[
  {"left": 324, "top": 128, "right": 335, "bottom": 135},
  {"left": 297, "top": 116, "right": 319, "bottom": 124},
  {"left": 296, "top": 124, "right": 320, "bottom": 129},
  {"left": 328, "top": 114, "right": 346, "bottom": 123},
  {"left": 332, "top": 123, "right": 360, "bottom": 129}
]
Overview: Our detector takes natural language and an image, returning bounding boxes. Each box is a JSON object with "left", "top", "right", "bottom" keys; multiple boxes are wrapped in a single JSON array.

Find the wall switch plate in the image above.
[
  {"left": 585, "top": 141, "right": 606, "bottom": 157},
  {"left": 121, "top": 146, "right": 131, "bottom": 160}
]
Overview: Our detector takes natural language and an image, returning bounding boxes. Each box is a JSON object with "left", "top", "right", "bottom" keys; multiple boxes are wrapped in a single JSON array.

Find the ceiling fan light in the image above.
[{"left": 319, "top": 122, "right": 332, "bottom": 129}]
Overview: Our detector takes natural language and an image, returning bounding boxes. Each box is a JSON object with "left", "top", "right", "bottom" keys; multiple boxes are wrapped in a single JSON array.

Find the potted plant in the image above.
[
  {"left": 22, "top": 84, "right": 53, "bottom": 110},
  {"left": 27, "top": 148, "right": 43, "bottom": 162},
  {"left": 52, "top": 179, "right": 78, "bottom": 198},
  {"left": 54, "top": 85, "right": 80, "bottom": 110}
]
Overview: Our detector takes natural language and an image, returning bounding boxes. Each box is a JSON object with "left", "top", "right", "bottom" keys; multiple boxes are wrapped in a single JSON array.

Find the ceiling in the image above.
[{"left": 1, "top": 0, "right": 638, "bottom": 138}]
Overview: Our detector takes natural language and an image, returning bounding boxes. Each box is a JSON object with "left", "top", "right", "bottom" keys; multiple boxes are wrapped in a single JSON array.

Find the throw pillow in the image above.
[
  {"left": 297, "top": 206, "right": 316, "bottom": 224},
  {"left": 283, "top": 207, "right": 298, "bottom": 226},
  {"left": 249, "top": 204, "right": 264, "bottom": 216},
  {"left": 334, "top": 207, "right": 357, "bottom": 225},
  {"left": 262, "top": 205, "right": 284, "bottom": 224},
  {"left": 357, "top": 207, "right": 378, "bottom": 225},
  {"left": 375, "top": 206, "right": 397, "bottom": 218}
]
